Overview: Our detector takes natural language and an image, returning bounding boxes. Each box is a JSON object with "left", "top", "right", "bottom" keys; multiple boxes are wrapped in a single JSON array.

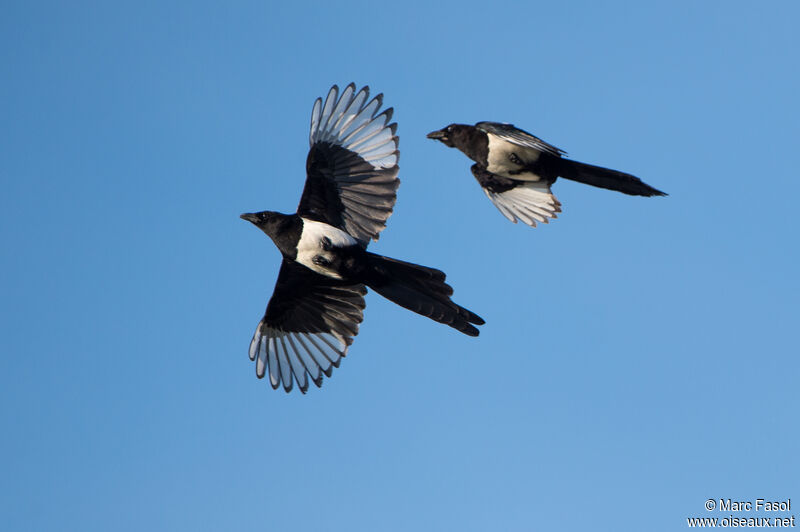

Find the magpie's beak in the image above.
[
  {"left": 426, "top": 129, "right": 447, "bottom": 140},
  {"left": 240, "top": 213, "right": 259, "bottom": 223}
]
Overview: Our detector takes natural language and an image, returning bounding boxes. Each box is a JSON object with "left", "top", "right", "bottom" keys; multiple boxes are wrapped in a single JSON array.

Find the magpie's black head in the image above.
[
  {"left": 240, "top": 210, "right": 289, "bottom": 239},
  {"left": 426, "top": 124, "right": 474, "bottom": 149}
]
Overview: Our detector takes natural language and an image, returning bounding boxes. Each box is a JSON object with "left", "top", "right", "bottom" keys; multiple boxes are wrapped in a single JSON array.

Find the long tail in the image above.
[
  {"left": 554, "top": 158, "right": 667, "bottom": 197},
  {"left": 364, "top": 253, "right": 484, "bottom": 337}
]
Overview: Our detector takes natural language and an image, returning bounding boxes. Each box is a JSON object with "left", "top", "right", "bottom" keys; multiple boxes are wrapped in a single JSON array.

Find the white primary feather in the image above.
[
  {"left": 309, "top": 84, "right": 398, "bottom": 170},
  {"left": 484, "top": 182, "right": 562, "bottom": 227},
  {"left": 250, "top": 323, "right": 347, "bottom": 393}
]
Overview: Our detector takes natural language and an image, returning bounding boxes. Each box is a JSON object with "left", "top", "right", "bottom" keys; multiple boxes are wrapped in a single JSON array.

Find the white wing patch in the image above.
[
  {"left": 249, "top": 323, "right": 348, "bottom": 393},
  {"left": 295, "top": 218, "right": 357, "bottom": 278},
  {"left": 309, "top": 84, "right": 398, "bottom": 171},
  {"left": 477, "top": 121, "right": 566, "bottom": 157},
  {"left": 484, "top": 182, "right": 562, "bottom": 227},
  {"left": 298, "top": 218, "right": 357, "bottom": 247}
]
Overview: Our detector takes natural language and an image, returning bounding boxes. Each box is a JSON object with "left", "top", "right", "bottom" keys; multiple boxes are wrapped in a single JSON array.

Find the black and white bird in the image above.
[
  {"left": 241, "top": 84, "right": 484, "bottom": 393},
  {"left": 427, "top": 122, "right": 666, "bottom": 227}
]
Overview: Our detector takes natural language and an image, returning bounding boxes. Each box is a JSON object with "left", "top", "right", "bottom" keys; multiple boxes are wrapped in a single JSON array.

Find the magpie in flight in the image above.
[
  {"left": 427, "top": 122, "right": 666, "bottom": 227},
  {"left": 241, "top": 84, "right": 483, "bottom": 393}
]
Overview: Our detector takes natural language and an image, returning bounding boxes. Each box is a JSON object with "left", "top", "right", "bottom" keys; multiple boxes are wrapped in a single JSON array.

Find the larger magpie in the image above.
[
  {"left": 242, "top": 84, "right": 484, "bottom": 393},
  {"left": 427, "top": 122, "right": 666, "bottom": 227}
]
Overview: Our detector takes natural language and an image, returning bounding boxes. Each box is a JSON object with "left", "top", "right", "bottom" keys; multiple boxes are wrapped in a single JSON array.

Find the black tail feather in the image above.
[
  {"left": 364, "top": 253, "right": 484, "bottom": 336},
  {"left": 555, "top": 158, "right": 667, "bottom": 197}
]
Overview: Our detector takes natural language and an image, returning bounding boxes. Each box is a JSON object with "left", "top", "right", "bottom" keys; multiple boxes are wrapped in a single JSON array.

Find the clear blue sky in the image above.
[{"left": 2, "top": 1, "right": 798, "bottom": 531}]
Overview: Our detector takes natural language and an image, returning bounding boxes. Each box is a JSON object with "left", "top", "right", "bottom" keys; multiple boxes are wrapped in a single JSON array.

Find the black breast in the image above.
[
  {"left": 271, "top": 215, "right": 304, "bottom": 259},
  {"left": 453, "top": 126, "right": 489, "bottom": 166}
]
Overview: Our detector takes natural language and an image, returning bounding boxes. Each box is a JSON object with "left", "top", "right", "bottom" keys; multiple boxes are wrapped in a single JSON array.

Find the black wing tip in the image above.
[
  {"left": 369, "top": 92, "right": 383, "bottom": 111},
  {"left": 331, "top": 82, "right": 370, "bottom": 101},
  {"left": 341, "top": 82, "right": 370, "bottom": 92},
  {"left": 289, "top": 373, "right": 326, "bottom": 394}
]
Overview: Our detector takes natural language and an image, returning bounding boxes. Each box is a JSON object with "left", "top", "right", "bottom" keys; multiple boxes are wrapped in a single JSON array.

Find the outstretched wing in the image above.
[
  {"left": 299, "top": 83, "right": 400, "bottom": 247},
  {"left": 476, "top": 121, "right": 566, "bottom": 157},
  {"left": 249, "top": 259, "right": 367, "bottom": 393},
  {"left": 471, "top": 165, "right": 562, "bottom": 227}
]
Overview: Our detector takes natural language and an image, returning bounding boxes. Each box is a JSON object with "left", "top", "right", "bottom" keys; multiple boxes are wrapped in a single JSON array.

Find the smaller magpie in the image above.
[
  {"left": 427, "top": 122, "right": 667, "bottom": 227},
  {"left": 242, "top": 84, "right": 483, "bottom": 393}
]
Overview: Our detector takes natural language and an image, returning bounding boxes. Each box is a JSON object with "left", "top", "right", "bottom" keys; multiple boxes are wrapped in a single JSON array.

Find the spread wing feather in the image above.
[
  {"left": 249, "top": 260, "right": 366, "bottom": 393},
  {"left": 299, "top": 84, "right": 400, "bottom": 246}
]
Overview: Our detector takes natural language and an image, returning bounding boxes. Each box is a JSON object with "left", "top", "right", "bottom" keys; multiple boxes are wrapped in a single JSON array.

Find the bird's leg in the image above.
[{"left": 508, "top": 152, "right": 523, "bottom": 165}]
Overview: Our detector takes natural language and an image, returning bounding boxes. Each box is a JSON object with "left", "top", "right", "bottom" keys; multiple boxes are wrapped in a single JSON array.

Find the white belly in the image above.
[
  {"left": 486, "top": 133, "right": 543, "bottom": 182},
  {"left": 295, "top": 218, "right": 357, "bottom": 278}
]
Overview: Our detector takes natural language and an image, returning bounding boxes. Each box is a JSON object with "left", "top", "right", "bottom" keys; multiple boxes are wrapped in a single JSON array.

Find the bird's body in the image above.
[
  {"left": 485, "top": 131, "right": 546, "bottom": 180},
  {"left": 428, "top": 121, "right": 666, "bottom": 227},
  {"left": 242, "top": 84, "right": 483, "bottom": 393},
  {"left": 294, "top": 216, "right": 359, "bottom": 279}
]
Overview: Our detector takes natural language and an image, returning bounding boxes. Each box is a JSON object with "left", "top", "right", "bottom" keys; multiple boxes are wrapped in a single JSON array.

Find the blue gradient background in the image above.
[{"left": 2, "top": 1, "right": 798, "bottom": 530}]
